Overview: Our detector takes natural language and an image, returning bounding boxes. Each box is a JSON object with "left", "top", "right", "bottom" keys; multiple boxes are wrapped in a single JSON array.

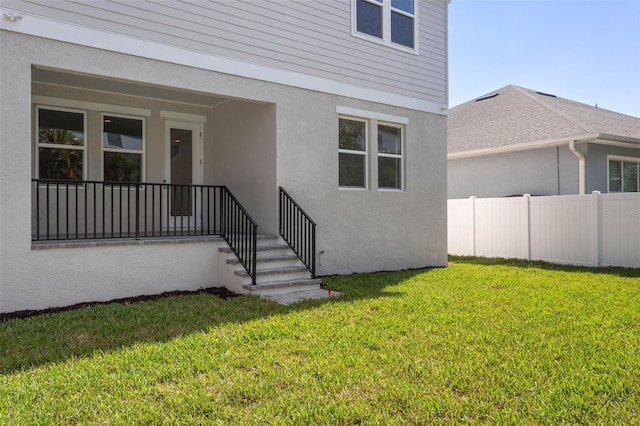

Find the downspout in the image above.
[{"left": 569, "top": 141, "right": 586, "bottom": 195}]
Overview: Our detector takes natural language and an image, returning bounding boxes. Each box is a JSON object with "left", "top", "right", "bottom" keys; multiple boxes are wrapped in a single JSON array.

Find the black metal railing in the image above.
[
  {"left": 220, "top": 187, "right": 258, "bottom": 285},
  {"left": 31, "top": 178, "right": 258, "bottom": 284},
  {"left": 279, "top": 186, "right": 316, "bottom": 278}
]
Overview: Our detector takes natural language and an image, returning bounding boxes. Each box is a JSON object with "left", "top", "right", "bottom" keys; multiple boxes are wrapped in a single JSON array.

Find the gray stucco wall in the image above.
[
  {"left": 586, "top": 143, "right": 640, "bottom": 193},
  {"left": 448, "top": 146, "right": 580, "bottom": 199},
  {"left": 0, "top": 32, "right": 447, "bottom": 312}
]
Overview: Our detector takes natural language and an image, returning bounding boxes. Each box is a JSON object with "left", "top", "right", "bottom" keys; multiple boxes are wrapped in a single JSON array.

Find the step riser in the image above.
[
  {"left": 243, "top": 283, "right": 322, "bottom": 296},
  {"left": 241, "top": 271, "right": 312, "bottom": 285},
  {"left": 227, "top": 258, "right": 304, "bottom": 269}
]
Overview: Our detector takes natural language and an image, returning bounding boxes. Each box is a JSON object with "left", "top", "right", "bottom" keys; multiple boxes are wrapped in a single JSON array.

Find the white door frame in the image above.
[{"left": 163, "top": 118, "right": 204, "bottom": 229}]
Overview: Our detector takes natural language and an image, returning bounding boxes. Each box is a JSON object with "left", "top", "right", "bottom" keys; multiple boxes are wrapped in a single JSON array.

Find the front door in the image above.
[{"left": 165, "top": 120, "right": 202, "bottom": 230}]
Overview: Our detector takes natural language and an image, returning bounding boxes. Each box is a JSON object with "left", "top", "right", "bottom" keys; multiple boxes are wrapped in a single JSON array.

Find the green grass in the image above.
[{"left": 1, "top": 257, "right": 639, "bottom": 425}]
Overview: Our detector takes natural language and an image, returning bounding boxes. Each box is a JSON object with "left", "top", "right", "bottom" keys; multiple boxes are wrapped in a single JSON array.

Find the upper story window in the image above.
[
  {"left": 609, "top": 157, "right": 639, "bottom": 192},
  {"left": 36, "top": 106, "right": 86, "bottom": 181},
  {"left": 354, "top": 0, "right": 417, "bottom": 51}
]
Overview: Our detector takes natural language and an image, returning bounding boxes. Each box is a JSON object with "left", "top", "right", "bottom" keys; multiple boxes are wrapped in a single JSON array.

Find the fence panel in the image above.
[
  {"left": 599, "top": 194, "right": 640, "bottom": 268},
  {"left": 529, "top": 195, "right": 594, "bottom": 266},
  {"left": 474, "top": 197, "right": 529, "bottom": 260},
  {"left": 448, "top": 192, "right": 640, "bottom": 269}
]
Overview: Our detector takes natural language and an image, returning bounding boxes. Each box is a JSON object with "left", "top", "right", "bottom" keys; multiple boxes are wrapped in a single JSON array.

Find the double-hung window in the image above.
[
  {"left": 103, "top": 114, "right": 144, "bottom": 182},
  {"left": 338, "top": 109, "right": 406, "bottom": 191},
  {"left": 36, "top": 106, "right": 86, "bottom": 181},
  {"left": 339, "top": 117, "right": 368, "bottom": 188},
  {"left": 609, "top": 157, "right": 640, "bottom": 192},
  {"left": 354, "top": 0, "right": 416, "bottom": 50},
  {"left": 377, "top": 124, "right": 403, "bottom": 189}
]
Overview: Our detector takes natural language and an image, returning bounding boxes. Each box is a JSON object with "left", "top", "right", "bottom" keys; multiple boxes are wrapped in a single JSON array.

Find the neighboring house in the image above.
[
  {"left": 448, "top": 85, "right": 640, "bottom": 199},
  {"left": 0, "top": 1, "right": 449, "bottom": 313}
]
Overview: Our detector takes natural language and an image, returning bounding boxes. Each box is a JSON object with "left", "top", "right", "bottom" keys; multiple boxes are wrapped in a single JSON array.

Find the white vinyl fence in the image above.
[{"left": 448, "top": 192, "right": 640, "bottom": 268}]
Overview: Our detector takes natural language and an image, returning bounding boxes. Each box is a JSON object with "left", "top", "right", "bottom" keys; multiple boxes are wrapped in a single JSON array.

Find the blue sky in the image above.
[{"left": 448, "top": 0, "right": 640, "bottom": 117}]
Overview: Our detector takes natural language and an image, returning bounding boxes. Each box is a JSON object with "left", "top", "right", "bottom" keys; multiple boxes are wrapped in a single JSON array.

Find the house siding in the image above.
[{"left": 2, "top": 0, "right": 447, "bottom": 105}]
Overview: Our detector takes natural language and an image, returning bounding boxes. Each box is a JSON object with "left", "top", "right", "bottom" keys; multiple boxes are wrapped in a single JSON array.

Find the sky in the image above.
[{"left": 448, "top": 0, "right": 640, "bottom": 117}]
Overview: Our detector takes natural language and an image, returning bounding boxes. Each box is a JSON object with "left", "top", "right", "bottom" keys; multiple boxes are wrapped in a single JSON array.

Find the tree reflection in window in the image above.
[{"left": 37, "top": 108, "right": 85, "bottom": 181}]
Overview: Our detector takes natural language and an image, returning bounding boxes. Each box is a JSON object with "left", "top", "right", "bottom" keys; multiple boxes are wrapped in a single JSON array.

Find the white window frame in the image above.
[
  {"left": 608, "top": 155, "right": 640, "bottom": 193},
  {"left": 337, "top": 107, "right": 408, "bottom": 192},
  {"left": 101, "top": 113, "right": 146, "bottom": 183},
  {"left": 351, "top": 0, "right": 419, "bottom": 54},
  {"left": 377, "top": 121, "right": 404, "bottom": 191},
  {"left": 339, "top": 116, "right": 369, "bottom": 190},
  {"left": 35, "top": 105, "right": 87, "bottom": 181}
]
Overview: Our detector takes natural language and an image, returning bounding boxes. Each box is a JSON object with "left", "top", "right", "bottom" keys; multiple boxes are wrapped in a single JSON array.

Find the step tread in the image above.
[
  {"left": 242, "top": 277, "right": 322, "bottom": 291},
  {"left": 263, "top": 288, "right": 341, "bottom": 305},
  {"left": 234, "top": 265, "right": 310, "bottom": 277},
  {"left": 218, "top": 243, "right": 290, "bottom": 253},
  {"left": 226, "top": 254, "right": 300, "bottom": 265}
]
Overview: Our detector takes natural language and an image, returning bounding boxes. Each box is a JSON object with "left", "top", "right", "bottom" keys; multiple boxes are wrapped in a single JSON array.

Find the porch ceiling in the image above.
[{"left": 32, "top": 67, "right": 229, "bottom": 107}]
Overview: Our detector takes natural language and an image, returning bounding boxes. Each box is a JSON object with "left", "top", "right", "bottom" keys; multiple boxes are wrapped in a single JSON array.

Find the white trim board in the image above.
[
  {"left": 33, "top": 96, "right": 151, "bottom": 117},
  {"left": 1, "top": 8, "right": 448, "bottom": 116}
]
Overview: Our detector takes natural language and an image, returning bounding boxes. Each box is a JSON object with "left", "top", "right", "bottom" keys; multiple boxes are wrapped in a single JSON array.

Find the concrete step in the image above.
[
  {"left": 234, "top": 265, "right": 311, "bottom": 284},
  {"left": 226, "top": 253, "right": 300, "bottom": 264},
  {"left": 263, "top": 288, "right": 342, "bottom": 305},
  {"left": 242, "top": 277, "right": 323, "bottom": 296}
]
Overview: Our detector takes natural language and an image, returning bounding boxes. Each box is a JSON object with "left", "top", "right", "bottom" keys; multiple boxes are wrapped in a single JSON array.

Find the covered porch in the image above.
[{"left": 31, "top": 66, "right": 279, "bottom": 238}]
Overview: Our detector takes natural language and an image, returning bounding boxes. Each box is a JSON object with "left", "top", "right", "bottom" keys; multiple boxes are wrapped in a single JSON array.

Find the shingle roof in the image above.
[{"left": 448, "top": 85, "right": 640, "bottom": 154}]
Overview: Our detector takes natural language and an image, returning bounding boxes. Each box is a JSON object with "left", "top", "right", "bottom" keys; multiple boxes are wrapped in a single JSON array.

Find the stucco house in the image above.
[
  {"left": 0, "top": 1, "right": 449, "bottom": 313},
  {"left": 448, "top": 85, "right": 640, "bottom": 199}
]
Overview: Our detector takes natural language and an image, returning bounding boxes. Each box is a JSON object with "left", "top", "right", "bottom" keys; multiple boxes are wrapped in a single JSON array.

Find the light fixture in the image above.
[
  {"left": 104, "top": 119, "right": 112, "bottom": 123},
  {"left": 174, "top": 139, "right": 181, "bottom": 144}
]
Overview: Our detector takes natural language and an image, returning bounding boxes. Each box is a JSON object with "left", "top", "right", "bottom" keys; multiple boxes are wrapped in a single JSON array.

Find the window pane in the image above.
[
  {"left": 104, "top": 152, "right": 142, "bottom": 182},
  {"left": 623, "top": 162, "right": 638, "bottom": 192},
  {"left": 339, "top": 153, "right": 366, "bottom": 187},
  {"left": 378, "top": 157, "right": 401, "bottom": 189},
  {"left": 392, "top": 0, "right": 414, "bottom": 14},
  {"left": 39, "top": 147, "right": 83, "bottom": 180},
  {"left": 391, "top": 11, "right": 414, "bottom": 48},
  {"left": 339, "top": 118, "right": 366, "bottom": 151},
  {"left": 38, "top": 109, "right": 84, "bottom": 146},
  {"left": 103, "top": 116, "right": 143, "bottom": 150},
  {"left": 356, "top": 0, "right": 382, "bottom": 39},
  {"left": 378, "top": 125, "right": 402, "bottom": 154},
  {"left": 609, "top": 160, "right": 622, "bottom": 192}
]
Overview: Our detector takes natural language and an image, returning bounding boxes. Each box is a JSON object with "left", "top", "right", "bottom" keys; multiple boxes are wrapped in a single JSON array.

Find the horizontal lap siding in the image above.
[{"left": 8, "top": 0, "right": 447, "bottom": 104}]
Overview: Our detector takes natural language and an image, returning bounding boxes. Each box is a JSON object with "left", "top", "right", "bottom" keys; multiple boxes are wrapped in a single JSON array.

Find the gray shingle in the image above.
[{"left": 448, "top": 85, "right": 640, "bottom": 153}]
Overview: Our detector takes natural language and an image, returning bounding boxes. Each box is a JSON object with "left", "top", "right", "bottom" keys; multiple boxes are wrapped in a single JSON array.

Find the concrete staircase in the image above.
[{"left": 218, "top": 235, "right": 336, "bottom": 304}]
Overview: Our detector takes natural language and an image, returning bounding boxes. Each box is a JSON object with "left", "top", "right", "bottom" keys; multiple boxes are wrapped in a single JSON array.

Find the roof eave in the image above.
[{"left": 448, "top": 133, "right": 600, "bottom": 160}]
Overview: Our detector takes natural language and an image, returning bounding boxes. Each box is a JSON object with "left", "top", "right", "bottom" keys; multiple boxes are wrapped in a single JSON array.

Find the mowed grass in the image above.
[{"left": 1, "top": 257, "right": 639, "bottom": 425}]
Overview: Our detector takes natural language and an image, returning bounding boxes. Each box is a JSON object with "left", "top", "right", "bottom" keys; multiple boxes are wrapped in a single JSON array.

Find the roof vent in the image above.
[
  {"left": 475, "top": 93, "right": 499, "bottom": 102},
  {"left": 535, "top": 91, "right": 557, "bottom": 98}
]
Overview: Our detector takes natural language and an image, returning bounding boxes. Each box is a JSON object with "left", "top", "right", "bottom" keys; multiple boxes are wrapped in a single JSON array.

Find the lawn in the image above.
[{"left": 1, "top": 257, "right": 639, "bottom": 424}]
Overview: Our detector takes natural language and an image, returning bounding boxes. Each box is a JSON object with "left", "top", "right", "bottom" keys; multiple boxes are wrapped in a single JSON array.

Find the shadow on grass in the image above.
[
  {"left": 449, "top": 255, "right": 640, "bottom": 278},
  {"left": 0, "top": 268, "right": 429, "bottom": 375}
]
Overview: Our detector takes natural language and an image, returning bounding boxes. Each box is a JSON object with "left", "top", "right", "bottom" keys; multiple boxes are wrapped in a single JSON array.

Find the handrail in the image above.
[
  {"left": 279, "top": 186, "right": 316, "bottom": 278},
  {"left": 31, "top": 178, "right": 258, "bottom": 284},
  {"left": 220, "top": 187, "right": 258, "bottom": 285}
]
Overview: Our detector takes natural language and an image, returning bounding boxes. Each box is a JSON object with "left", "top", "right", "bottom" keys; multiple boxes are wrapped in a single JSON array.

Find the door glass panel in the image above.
[{"left": 170, "top": 128, "right": 193, "bottom": 216}]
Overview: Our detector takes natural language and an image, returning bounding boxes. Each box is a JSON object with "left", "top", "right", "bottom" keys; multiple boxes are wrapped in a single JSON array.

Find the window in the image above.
[
  {"left": 338, "top": 108, "right": 406, "bottom": 191},
  {"left": 354, "top": 0, "right": 416, "bottom": 50},
  {"left": 36, "top": 106, "right": 85, "bottom": 180},
  {"left": 339, "top": 117, "right": 368, "bottom": 188},
  {"left": 609, "top": 157, "right": 640, "bottom": 192},
  {"left": 378, "top": 124, "right": 403, "bottom": 189},
  {"left": 103, "top": 114, "right": 144, "bottom": 182}
]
